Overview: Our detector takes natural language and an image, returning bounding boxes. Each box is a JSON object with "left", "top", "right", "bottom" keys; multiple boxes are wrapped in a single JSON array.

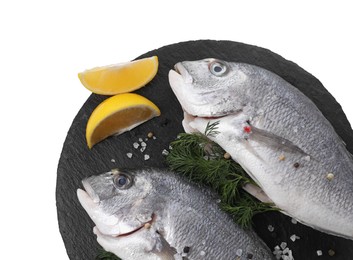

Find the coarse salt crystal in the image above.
[
  {"left": 140, "top": 147, "right": 146, "bottom": 153},
  {"left": 236, "top": 249, "right": 243, "bottom": 256},
  {"left": 282, "top": 248, "right": 289, "bottom": 254},
  {"left": 317, "top": 250, "right": 322, "bottom": 256},
  {"left": 141, "top": 141, "right": 147, "bottom": 147},
  {"left": 111, "top": 159, "right": 116, "bottom": 163},
  {"left": 280, "top": 242, "right": 287, "bottom": 250},
  {"left": 126, "top": 153, "right": 133, "bottom": 158},
  {"left": 153, "top": 136, "right": 157, "bottom": 140},
  {"left": 273, "top": 248, "right": 282, "bottom": 256},
  {"left": 162, "top": 149, "right": 169, "bottom": 156},
  {"left": 133, "top": 142, "right": 139, "bottom": 149},
  {"left": 290, "top": 235, "right": 296, "bottom": 242},
  {"left": 268, "top": 225, "right": 275, "bottom": 232},
  {"left": 273, "top": 244, "right": 294, "bottom": 260},
  {"left": 291, "top": 218, "right": 297, "bottom": 224},
  {"left": 139, "top": 138, "right": 143, "bottom": 142},
  {"left": 144, "top": 154, "right": 150, "bottom": 160}
]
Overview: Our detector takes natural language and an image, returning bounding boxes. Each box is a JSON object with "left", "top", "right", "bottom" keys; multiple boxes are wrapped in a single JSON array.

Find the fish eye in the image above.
[
  {"left": 113, "top": 173, "right": 133, "bottom": 189},
  {"left": 209, "top": 61, "right": 228, "bottom": 76}
]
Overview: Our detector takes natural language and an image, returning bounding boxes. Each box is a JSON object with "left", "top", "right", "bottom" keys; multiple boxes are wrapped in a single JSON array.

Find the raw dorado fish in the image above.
[
  {"left": 77, "top": 168, "right": 274, "bottom": 260},
  {"left": 168, "top": 58, "right": 353, "bottom": 240}
]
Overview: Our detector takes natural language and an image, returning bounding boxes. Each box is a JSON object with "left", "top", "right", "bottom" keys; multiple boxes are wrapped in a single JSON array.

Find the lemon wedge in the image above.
[
  {"left": 78, "top": 56, "right": 158, "bottom": 95},
  {"left": 86, "top": 93, "right": 160, "bottom": 148}
]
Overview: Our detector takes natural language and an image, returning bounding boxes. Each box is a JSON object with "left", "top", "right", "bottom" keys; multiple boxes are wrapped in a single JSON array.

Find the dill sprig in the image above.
[
  {"left": 167, "top": 132, "right": 277, "bottom": 228},
  {"left": 221, "top": 192, "right": 278, "bottom": 228},
  {"left": 204, "top": 121, "right": 220, "bottom": 137}
]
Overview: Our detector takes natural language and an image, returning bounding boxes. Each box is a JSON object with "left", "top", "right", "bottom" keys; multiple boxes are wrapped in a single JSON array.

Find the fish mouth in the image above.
[
  {"left": 183, "top": 109, "right": 232, "bottom": 121},
  {"left": 172, "top": 62, "right": 193, "bottom": 84},
  {"left": 92, "top": 213, "right": 156, "bottom": 240},
  {"left": 78, "top": 184, "right": 156, "bottom": 239},
  {"left": 113, "top": 213, "right": 156, "bottom": 238},
  {"left": 173, "top": 63, "right": 181, "bottom": 74},
  {"left": 81, "top": 178, "right": 101, "bottom": 203}
]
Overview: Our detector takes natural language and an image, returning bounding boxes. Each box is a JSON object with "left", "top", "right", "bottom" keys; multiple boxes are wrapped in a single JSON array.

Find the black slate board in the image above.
[{"left": 57, "top": 40, "right": 353, "bottom": 260}]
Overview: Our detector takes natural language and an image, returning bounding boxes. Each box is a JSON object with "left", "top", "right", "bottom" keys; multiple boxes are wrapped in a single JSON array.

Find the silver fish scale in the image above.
[
  {"left": 152, "top": 171, "right": 274, "bottom": 260},
  {"left": 257, "top": 80, "right": 353, "bottom": 195}
]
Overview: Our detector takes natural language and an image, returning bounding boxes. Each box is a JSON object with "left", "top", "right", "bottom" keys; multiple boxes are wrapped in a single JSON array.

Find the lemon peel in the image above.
[
  {"left": 86, "top": 93, "right": 160, "bottom": 149},
  {"left": 79, "top": 56, "right": 158, "bottom": 95}
]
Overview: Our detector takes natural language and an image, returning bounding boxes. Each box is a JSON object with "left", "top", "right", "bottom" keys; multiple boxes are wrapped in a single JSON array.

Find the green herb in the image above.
[
  {"left": 204, "top": 120, "right": 220, "bottom": 137},
  {"left": 167, "top": 132, "right": 277, "bottom": 227},
  {"left": 221, "top": 192, "right": 277, "bottom": 228},
  {"left": 96, "top": 249, "right": 121, "bottom": 260}
]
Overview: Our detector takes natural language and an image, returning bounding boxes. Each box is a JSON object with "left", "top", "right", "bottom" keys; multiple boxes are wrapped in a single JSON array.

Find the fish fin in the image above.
[
  {"left": 242, "top": 183, "right": 273, "bottom": 204},
  {"left": 151, "top": 231, "right": 177, "bottom": 260},
  {"left": 250, "top": 126, "right": 308, "bottom": 156},
  {"left": 243, "top": 140, "right": 265, "bottom": 163}
]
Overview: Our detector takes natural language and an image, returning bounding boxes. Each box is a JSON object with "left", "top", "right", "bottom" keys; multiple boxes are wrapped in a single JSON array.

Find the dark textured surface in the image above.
[{"left": 57, "top": 40, "right": 353, "bottom": 259}]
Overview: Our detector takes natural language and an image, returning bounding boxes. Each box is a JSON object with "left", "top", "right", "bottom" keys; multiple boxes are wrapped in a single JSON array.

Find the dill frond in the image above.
[
  {"left": 167, "top": 132, "right": 277, "bottom": 228},
  {"left": 221, "top": 192, "right": 278, "bottom": 227},
  {"left": 204, "top": 121, "right": 220, "bottom": 137}
]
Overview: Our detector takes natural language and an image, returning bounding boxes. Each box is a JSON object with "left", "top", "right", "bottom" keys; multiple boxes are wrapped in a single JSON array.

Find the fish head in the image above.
[
  {"left": 169, "top": 58, "right": 252, "bottom": 117},
  {"left": 77, "top": 168, "right": 160, "bottom": 238}
]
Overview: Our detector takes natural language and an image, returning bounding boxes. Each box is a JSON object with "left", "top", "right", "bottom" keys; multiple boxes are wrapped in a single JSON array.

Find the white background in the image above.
[{"left": 1, "top": 0, "right": 352, "bottom": 259}]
